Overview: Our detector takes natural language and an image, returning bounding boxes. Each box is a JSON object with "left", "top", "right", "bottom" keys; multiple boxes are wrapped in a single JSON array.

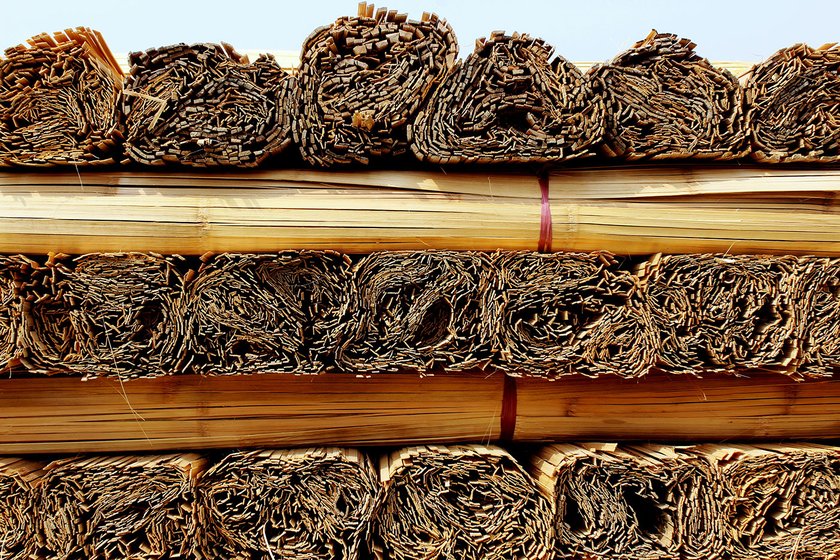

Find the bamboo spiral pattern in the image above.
[
  {"left": 0, "top": 458, "right": 44, "bottom": 560},
  {"left": 124, "top": 43, "right": 293, "bottom": 167},
  {"left": 0, "top": 28, "right": 124, "bottom": 167},
  {"left": 409, "top": 32, "right": 602, "bottom": 164},
  {"left": 295, "top": 3, "right": 458, "bottom": 166}
]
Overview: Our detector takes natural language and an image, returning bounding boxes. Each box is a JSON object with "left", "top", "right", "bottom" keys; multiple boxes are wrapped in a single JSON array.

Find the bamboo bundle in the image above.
[
  {"left": 372, "top": 444, "right": 552, "bottom": 560},
  {"left": 21, "top": 253, "right": 183, "bottom": 377},
  {"left": 178, "top": 251, "right": 350, "bottom": 375},
  {"left": 643, "top": 254, "right": 800, "bottom": 375},
  {"left": 797, "top": 257, "right": 840, "bottom": 376},
  {"left": 123, "top": 43, "right": 293, "bottom": 167},
  {"left": 337, "top": 251, "right": 490, "bottom": 373},
  {"left": 588, "top": 31, "right": 747, "bottom": 160},
  {"left": 0, "top": 458, "right": 45, "bottom": 560},
  {"left": 197, "top": 448, "right": 378, "bottom": 560},
  {"left": 295, "top": 3, "right": 458, "bottom": 165},
  {"left": 0, "top": 255, "right": 30, "bottom": 372},
  {"left": 704, "top": 444, "right": 840, "bottom": 560},
  {"left": 532, "top": 443, "right": 724, "bottom": 559},
  {"left": 39, "top": 453, "right": 205, "bottom": 560},
  {"left": 0, "top": 28, "right": 124, "bottom": 167},
  {"left": 409, "top": 32, "right": 601, "bottom": 164},
  {"left": 489, "top": 252, "right": 655, "bottom": 378},
  {"left": 747, "top": 43, "right": 840, "bottom": 163}
]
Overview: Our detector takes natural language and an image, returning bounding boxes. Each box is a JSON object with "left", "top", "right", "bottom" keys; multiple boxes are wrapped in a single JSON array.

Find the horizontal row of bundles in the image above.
[
  {"left": 1, "top": 7, "right": 839, "bottom": 168},
  {"left": 1, "top": 443, "right": 837, "bottom": 559},
  {"left": 0, "top": 250, "right": 837, "bottom": 379}
]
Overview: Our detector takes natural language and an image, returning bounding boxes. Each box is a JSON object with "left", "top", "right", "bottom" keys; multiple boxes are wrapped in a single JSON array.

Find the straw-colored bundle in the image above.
[
  {"left": 409, "top": 32, "right": 601, "bottom": 164},
  {"left": 0, "top": 255, "right": 30, "bottom": 372},
  {"left": 488, "top": 252, "right": 656, "bottom": 378},
  {"left": 372, "top": 445, "right": 553, "bottom": 560},
  {"left": 644, "top": 254, "right": 800, "bottom": 375},
  {"left": 337, "top": 251, "right": 490, "bottom": 373},
  {"left": 21, "top": 253, "right": 183, "bottom": 377},
  {"left": 588, "top": 31, "right": 747, "bottom": 160},
  {"left": 0, "top": 458, "right": 45, "bottom": 560},
  {"left": 797, "top": 257, "right": 840, "bottom": 376},
  {"left": 295, "top": 3, "right": 458, "bottom": 165},
  {"left": 40, "top": 454, "right": 205, "bottom": 560},
  {"left": 124, "top": 43, "right": 293, "bottom": 167},
  {"left": 0, "top": 28, "right": 124, "bottom": 167},
  {"left": 178, "top": 251, "right": 350, "bottom": 374},
  {"left": 747, "top": 43, "right": 840, "bottom": 163},
  {"left": 197, "top": 448, "right": 378, "bottom": 560},
  {"left": 533, "top": 443, "right": 725, "bottom": 559}
]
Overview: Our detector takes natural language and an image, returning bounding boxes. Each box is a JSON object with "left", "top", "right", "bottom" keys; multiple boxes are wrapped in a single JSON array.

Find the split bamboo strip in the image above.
[
  {"left": 588, "top": 31, "right": 747, "bottom": 160},
  {"left": 197, "top": 448, "right": 378, "bottom": 560},
  {"left": 337, "top": 251, "right": 491, "bottom": 373},
  {"left": 409, "top": 32, "right": 601, "bottom": 164},
  {"left": 0, "top": 458, "right": 46, "bottom": 560},
  {"left": 532, "top": 443, "right": 725, "bottom": 559},
  {"left": 371, "top": 444, "right": 552, "bottom": 560},
  {"left": 39, "top": 453, "right": 206, "bottom": 560},
  {"left": 797, "top": 257, "right": 840, "bottom": 376},
  {"left": 0, "top": 28, "right": 124, "bottom": 167},
  {"left": 747, "top": 43, "right": 840, "bottom": 163},
  {"left": 295, "top": 3, "right": 458, "bottom": 166}
]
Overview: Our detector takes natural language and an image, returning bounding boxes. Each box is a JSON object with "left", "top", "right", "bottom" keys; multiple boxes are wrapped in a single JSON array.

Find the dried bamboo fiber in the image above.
[
  {"left": 39, "top": 453, "right": 205, "bottom": 560},
  {"left": 336, "top": 251, "right": 491, "bottom": 373},
  {"left": 0, "top": 458, "right": 46, "bottom": 560},
  {"left": 0, "top": 28, "right": 124, "bottom": 167},
  {"left": 409, "top": 32, "right": 601, "bottom": 164},
  {"left": 747, "top": 43, "right": 840, "bottom": 163},
  {"left": 797, "top": 258, "right": 840, "bottom": 376},
  {"left": 372, "top": 444, "right": 552, "bottom": 560},
  {"left": 197, "top": 448, "right": 378, "bottom": 560},
  {"left": 295, "top": 3, "right": 458, "bottom": 165},
  {"left": 177, "top": 251, "right": 350, "bottom": 375},
  {"left": 488, "top": 252, "right": 656, "bottom": 378},
  {"left": 0, "top": 256, "right": 30, "bottom": 372},
  {"left": 532, "top": 443, "right": 725, "bottom": 559},
  {"left": 588, "top": 31, "right": 747, "bottom": 160},
  {"left": 703, "top": 444, "right": 840, "bottom": 560},
  {"left": 123, "top": 43, "right": 293, "bottom": 167}
]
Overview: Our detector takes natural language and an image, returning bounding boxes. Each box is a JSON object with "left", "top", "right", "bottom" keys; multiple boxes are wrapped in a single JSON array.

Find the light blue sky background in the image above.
[{"left": 3, "top": 1, "right": 839, "bottom": 62}]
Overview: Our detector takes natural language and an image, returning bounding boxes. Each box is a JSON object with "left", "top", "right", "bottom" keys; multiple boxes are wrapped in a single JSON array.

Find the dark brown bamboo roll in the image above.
[
  {"left": 0, "top": 28, "right": 124, "bottom": 167},
  {"left": 21, "top": 253, "right": 183, "bottom": 378},
  {"left": 705, "top": 444, "right": 840, "bottom": 560},
  {"left": 644, "top": 254, "right": 800, "bottom": 375},
  {"left": 40, "top": 454, "right": 205, "bottom": 560},
  {"left": 372, "top": 445, "right": 552, "bottom": 560},
  {"left": 295, "top": 3, "right": 458, "bottom": 166},
  {"left": 336, "top": 251, "right": 491, "bottom": 373},
  {"left": 410, "top": 32, "right": 602, "bottom": 164},
  {"left": 588, "top": 31, "right": 747, "bottom": 160},
  {"left": 0, "top": 458, "right": 46, "bottom": 560},
  {"left": 796, "top": 258, "right": 840, "bottom": 376},
  {"left": 747, "top": 43, "right": 840, "bottom": 163},
  {"left": 488, "top": 251, "right": 656, "bottom": 378},
  {"left": 179, "top": 251, "right": 350, "bottom": 375},
  {"left": 197, "top": 448, "right": 378, "bottom": 560},
  {"left": 0, "top": 256, "right": 33, "bottom": 372},
  {"left": 533, "top": 443, "right": 725, "bottom": 560},
  {"left": 123, "top": 43, "right": 293, "bottom": 167}
]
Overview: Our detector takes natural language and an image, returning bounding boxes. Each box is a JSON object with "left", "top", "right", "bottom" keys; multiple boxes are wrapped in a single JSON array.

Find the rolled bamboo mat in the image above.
[
  {"left": 295, "top": 3, "right": 458, "bottom": 166},
  {"left": 371, "top": 444, "right": 552, "bottom": 560},
  {"left": 123, "top": 43, "right": 293, "bottom": 167},
  {"left": 588, "top": 31, "right": 747, "bottom": 161},
  {"left": 0, "top": 255, "right": 28, "bottom": 372},
  {"left": 0, "top": 373, "right": 838, "bottom": 454},
  {"left": 197, "top": 448, "right": 378, "bottom": 560},
  {"left": 0, "top": 458, "right": 46, "bottom": 560},
  {"left": 39, "top": 453, "right": 205, "bottom": 559},
  {"left": 1, "top": 165, "right": 839, "bottom": 255},
  {"left": 0, "top": 28, "right": 124, "bottom": 168},
  {"left": 797, "top": 258, "right": 840, "bottom": 376},
  {"left": 532, "top": 443, "right": 724, "bottom": 559},
  {"left": 409, "top": 32, "right": 601, "bottom": 164},
  {"left": 747, "top": 43, "right": 840, "bottom": 163}
]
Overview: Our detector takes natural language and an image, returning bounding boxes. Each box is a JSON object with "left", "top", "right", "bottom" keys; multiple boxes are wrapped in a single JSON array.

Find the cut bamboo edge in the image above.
[
  {"left": 1, "top": 164, "right": 839, "bottom": 254},
  {"left": 0, "top": 372, "right": 838, "bottom": 454}
]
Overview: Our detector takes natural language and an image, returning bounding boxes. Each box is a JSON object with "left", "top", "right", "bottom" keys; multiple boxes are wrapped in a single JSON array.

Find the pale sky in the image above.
[{"left": 2, "top": 0, "right": 839, "bottom": 63}]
